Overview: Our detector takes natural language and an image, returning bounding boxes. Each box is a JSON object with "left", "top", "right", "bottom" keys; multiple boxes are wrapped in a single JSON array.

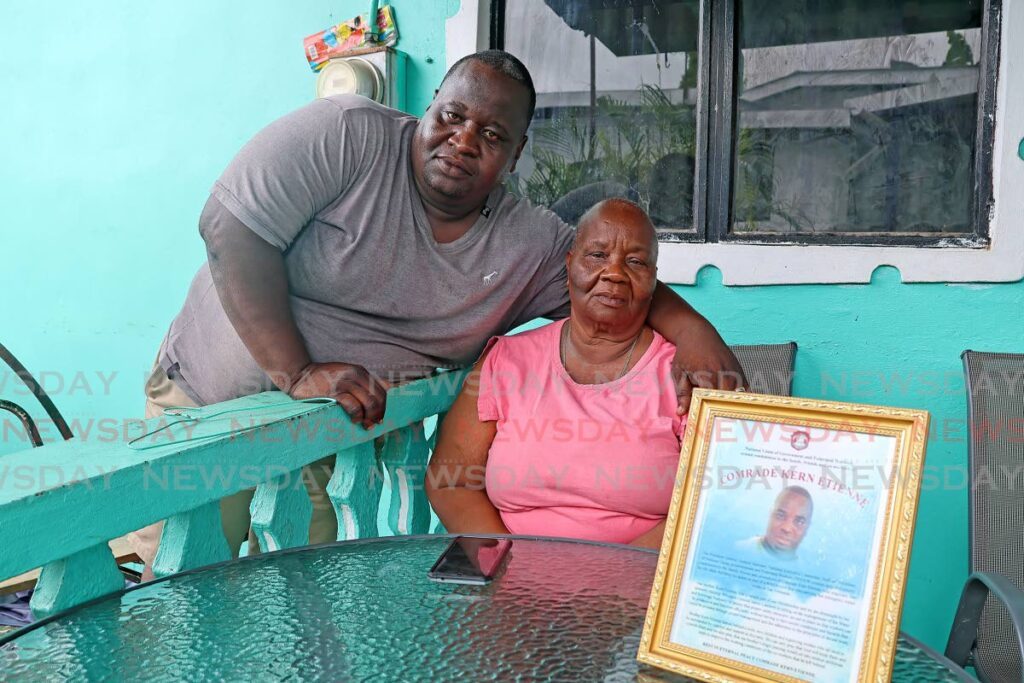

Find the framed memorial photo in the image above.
[{"left": 637, "top": 389, "right": 929, "bottom": 683}]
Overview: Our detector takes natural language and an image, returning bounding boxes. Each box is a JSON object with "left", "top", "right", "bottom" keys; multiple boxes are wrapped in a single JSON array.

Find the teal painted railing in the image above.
[{"left": 0, "top": 371, "right": 467, "bottom": 619}]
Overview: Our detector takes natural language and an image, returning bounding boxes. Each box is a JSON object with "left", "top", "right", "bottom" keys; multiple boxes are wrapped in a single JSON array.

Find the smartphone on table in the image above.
[{"left": 427, "top": 536, "right": 513, "bottom": 585}]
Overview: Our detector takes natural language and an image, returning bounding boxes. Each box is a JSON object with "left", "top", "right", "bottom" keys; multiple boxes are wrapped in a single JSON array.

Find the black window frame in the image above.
[{"left": 491, "top": 0, "right": 1001, "bottom": 248}]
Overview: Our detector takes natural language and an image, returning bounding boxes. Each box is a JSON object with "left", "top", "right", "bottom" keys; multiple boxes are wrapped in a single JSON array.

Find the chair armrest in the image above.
[{"left": 944, "top": 571, "right": 1024, "bottom": 672}]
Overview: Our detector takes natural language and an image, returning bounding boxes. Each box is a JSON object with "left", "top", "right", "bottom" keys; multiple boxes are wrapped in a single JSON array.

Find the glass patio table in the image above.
[{"left": 0, "top": 535, "right": 971, "bottom": 681}]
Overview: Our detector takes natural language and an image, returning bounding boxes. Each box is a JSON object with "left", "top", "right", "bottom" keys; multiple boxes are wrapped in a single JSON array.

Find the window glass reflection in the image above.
[
  {"left": 505, "top": 0, "right": 701, "bottom": 232},
  {"left": 733, "top": 1, "right": 983, "bottom": 235}
]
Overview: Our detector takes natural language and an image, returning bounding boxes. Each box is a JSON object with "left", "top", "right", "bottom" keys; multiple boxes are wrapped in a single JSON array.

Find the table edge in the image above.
[
  {"left": 0, "top": 534, "right": 653, "bottom": 646},
  {"left": 1, "top": 535, "right": 970, "bottom": 683}
]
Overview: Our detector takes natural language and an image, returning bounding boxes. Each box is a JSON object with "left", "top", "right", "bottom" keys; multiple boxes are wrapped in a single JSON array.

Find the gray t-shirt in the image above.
[{"left": 159, "top": 95, "right": 574, "bottom": 405}]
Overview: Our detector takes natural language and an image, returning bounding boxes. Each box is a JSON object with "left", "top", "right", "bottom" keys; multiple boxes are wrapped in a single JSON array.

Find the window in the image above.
[{"left": 493, "top": 0, "right": 999, "bottom": 248}]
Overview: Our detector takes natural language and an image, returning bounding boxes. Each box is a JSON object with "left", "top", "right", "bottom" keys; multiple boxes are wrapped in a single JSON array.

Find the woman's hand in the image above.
[
  {"left": 630, "top": 521, "right": 667, "bottom": 550},
  {"left": 288, "top": 362, "right": 389, "bottom": 429}
]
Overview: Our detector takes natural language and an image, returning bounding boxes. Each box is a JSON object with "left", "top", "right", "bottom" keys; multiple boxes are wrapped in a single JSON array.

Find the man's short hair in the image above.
[
  {"left": 440, "top": 50, "right": 536, "bottom": 125},
  {"left": 777, "top": 485, "right": 814, "bottom": 517}
]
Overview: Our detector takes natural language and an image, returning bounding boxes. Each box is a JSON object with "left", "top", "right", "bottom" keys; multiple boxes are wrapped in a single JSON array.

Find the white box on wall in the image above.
[{"left": 316, "top": 47, "right": 407, "bottom": 112}]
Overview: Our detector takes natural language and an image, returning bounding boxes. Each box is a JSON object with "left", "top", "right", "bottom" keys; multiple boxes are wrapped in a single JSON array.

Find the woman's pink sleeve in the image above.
[{"left": 476, "top": 337, "right": 503, "bottom": 422}]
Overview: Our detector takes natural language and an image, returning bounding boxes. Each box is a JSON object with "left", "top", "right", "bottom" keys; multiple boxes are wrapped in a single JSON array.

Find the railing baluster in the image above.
[
  {"left": 152, "top": 500, "right": 231, "bottom": 578},
  {"left": 250, "top": 469, "right": 312, "bottom": 552},
  {"left": 327, "top": 441, "right": 382, "bottom": 541},
  {"left": 381, "top": 422, "right": 431, "bottom": 536},
  {"left": 30, "top": 543, "right": 124, "bottom": 618},
  {"left": 428, "top": 411, "right": 447, "bottom": 451},
  {"left": 426, "top": 411, "right": 448, "bottom": 534}
]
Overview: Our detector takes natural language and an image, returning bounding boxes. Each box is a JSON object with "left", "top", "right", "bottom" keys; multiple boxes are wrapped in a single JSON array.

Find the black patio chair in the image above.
[
  {"left": 945, "top": 351, "right": 1024, "bottom": 683},
  {"left": 0, "top": 342, "right": 140, "bottom": 612},
  {"left": 729, "top": 342, "right": 797, "bottom": 397},
  {"left": 0, "top": 342, "right": 73, "bottom": 446}
]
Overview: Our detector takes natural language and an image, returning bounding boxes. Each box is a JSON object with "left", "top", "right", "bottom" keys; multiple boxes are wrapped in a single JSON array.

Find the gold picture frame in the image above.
[{"left": 637, "top": 389, "right": 929, "bottom": 683}]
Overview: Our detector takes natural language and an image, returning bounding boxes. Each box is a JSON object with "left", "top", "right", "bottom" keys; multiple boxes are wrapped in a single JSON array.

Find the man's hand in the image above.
[
  {"left": 671, "top": 334, "right": 747, "bottom": 415},
  {"left": 288, "top": 362, "right": 390, "bottom": 429},
  {"left": 200, "top": 196, "right": 391, "bottom": 428}
]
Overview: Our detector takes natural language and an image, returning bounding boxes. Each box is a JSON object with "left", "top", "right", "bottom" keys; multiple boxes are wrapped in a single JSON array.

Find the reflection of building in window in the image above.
[
  {"left": 500, "top": 0, "right": 992, "bottom": 242},
  {"left": 734, "top": 32, "right": 980, "bottom": 234}
]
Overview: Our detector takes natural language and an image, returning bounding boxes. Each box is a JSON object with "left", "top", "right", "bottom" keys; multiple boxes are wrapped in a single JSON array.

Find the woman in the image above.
[{"left": 427, "top": 198, "right": 685, "bottom": 548}]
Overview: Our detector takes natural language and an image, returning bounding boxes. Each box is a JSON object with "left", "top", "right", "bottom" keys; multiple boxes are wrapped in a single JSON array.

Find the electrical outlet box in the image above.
[{"left": 315, "top": 47, "right": 407, "bottom": 112}]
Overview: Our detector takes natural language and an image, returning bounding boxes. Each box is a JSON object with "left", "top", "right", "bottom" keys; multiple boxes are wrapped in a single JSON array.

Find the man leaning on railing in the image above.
[{"left": 125, "top": 50, "right": 746, "bottom": 577}]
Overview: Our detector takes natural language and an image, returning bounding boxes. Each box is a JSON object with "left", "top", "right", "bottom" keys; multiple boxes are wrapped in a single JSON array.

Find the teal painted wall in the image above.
[{"left": 1, "top": 0, "right": 1022, "bottom": 654}]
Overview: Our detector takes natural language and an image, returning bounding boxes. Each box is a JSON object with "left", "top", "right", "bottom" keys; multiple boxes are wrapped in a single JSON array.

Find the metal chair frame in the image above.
[{"left": 944, "top": 350, "right": 1024, "bottom": 683}]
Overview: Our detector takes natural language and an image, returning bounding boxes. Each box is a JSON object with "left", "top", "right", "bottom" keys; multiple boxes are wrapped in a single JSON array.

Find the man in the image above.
[
  {"left": 131, "top": 50, "right": 745, "bottom": 568},
  {"left": 738, "top": 486, "right": 814, "bottom": 560}
]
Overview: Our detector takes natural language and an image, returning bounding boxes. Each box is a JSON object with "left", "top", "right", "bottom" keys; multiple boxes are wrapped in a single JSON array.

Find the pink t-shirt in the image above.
[{"left": 477, "top": 319, "right": 685, "bottom": 544}]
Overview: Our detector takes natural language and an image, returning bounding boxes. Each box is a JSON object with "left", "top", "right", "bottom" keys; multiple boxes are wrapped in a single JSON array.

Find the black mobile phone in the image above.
[{"left": 427, "top": 537, "right": 513, "bottom": 585}]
